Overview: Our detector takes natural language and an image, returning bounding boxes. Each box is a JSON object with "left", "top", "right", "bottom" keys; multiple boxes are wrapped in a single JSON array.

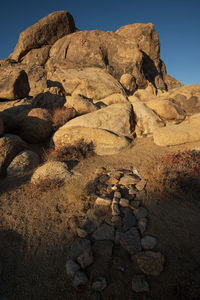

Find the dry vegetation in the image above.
[{"left": 52, "top": 106, "right": 77, "bottom": 130}]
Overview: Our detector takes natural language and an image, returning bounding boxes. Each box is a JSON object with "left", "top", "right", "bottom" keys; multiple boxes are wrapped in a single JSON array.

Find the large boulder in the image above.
[
  {"left": 52, "top": 126, "right": 130, "bottom": 155},
  {"left": 65, "top": 94, "right": 98, "bottom": 115},
  {"left": 62, "top": 103, "right": 134, "bottom": 137},
  {"left": 32, "top": 90, "right": 66, "bottom": 111},
  {"left": 47, "top": 67, "right": 125, "bottom": 100},
  {"left": 7, "top": 150, "right": 40, "bottom": 177},
  {"left": 153, "top": 123, "right": 200, "bottom": 146},
  {"left": 0, "top": 134, "right": 27, "bottom": 177},
  {"left": 129, "top": 96, "right": 164, "bottom": 136},
  {"left": 9, "top": 11, "right": 76, "bottom": 61},
  {"left": 31, "top": 161, "right": 71, "bottom": 185},
  {"left": 21, "top": 46, "right": 51, "bottom": 66},
  {"left": 47, "top": 30, "right": 146, "bottom": 88},
  {"left": 94, "top": 93, "right": 128, "bottom": 106},
  {"left": 20, "top": 108, "right": 53, "bottom": 143}
]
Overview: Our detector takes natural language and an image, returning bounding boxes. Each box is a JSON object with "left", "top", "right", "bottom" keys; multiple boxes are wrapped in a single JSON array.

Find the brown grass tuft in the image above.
[{"left": 52, "top": 106, "right": 77, "bottom": 130}]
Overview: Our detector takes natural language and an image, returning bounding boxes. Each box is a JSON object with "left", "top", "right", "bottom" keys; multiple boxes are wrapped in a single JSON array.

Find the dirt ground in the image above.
[{"left": 1, "top": 137, "right": 200, "bottom": 300}]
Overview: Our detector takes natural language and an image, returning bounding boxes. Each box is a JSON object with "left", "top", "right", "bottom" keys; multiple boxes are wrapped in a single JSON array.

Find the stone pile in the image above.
[{"left": 66, "top": 168, "right": 164, "bottom": 296}]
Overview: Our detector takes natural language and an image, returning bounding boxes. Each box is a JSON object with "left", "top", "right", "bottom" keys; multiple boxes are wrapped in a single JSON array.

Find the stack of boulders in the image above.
[{"left": 66, "top": 168, "right": 164, "bottom": 295}]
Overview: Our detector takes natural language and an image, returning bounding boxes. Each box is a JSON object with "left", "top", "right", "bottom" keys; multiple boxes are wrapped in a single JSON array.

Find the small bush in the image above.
[
  {"left": 52, "top": 106, "right": 77, "bottom": 130},
  {"left": 43, "top": 139, "right": 94, "bottom": 163}
]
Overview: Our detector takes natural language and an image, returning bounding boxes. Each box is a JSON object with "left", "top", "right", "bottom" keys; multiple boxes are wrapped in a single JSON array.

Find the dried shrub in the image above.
[
  {"left": 43, "top": 139, "right": 94, "bottom": 163},
  {"left": 52, "top": 106, "right": 77, "bottom": 130}
]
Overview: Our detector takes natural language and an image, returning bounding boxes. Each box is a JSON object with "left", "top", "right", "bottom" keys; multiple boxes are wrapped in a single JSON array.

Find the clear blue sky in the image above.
[{"left": 0, "top": 0, "right": 199, "bottom": 85}]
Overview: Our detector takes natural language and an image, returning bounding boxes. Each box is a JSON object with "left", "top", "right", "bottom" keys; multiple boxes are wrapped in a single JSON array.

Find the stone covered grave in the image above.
[{"left": 66, "top": 168, "right": 165, "bottom": 296}]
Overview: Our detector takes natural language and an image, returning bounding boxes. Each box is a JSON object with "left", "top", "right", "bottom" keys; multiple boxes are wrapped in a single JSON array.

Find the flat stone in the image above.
[
  {"left": 133, "top": 251, "right": 164, "bottom": 276},
  {"left": 132, "top": 275, "right": 150, "bottom": 292},
  {"left": 119, "top": 174, "right": 141, "bottom": 186},
  {"left": 138, "top": 217, "right": 148, "bottom": 234},
  {"left": 70, "top": 238, "right": 91, "bottom": 260},
  {"left": 120, "top": 227, "right": 142, "bottom": 255},
  {"left": 134, "top": 207, "right": 148, "bottom": 219},
  {"left": 66, "top": 260, "right": 80, "bottom": 277},
  {"left": 92, "top": 224, "right": 115, "bottom": 240},
  {"left": 73, "top": 271, "right": 88, "bottom": 287},
  {"left": 136, "top": 179, "right": 147, "bottom": 191},
  {"left": 141, "top": 236, "right": 157, "bottom": 250},
  {"left": 92, "top": 240, "right": 113, "bottom": 257},
  {"left": 120, "top": 198, "right": 129, "bottom": 207},
  {"left": 77, "top": 250, "right": 94, "bottom": 269},
  {"left": 123, "top": 212, "right": 137, "bottom": 230},
  {"left": 95, "top": 196, "right": 112, "bottom": 206},
  {"left": 92, "top": 277, "right": 107, "bottom": 291}
]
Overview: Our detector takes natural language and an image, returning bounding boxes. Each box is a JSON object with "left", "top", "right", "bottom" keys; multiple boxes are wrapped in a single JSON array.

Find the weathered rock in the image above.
[
  {"left": 119, "top": 227, "right": 141, "bottom": 255},
  {"left": 66, "top": 260, "right": 80, "bottom": 277},
  {"left": 153, "top": 123, "right": 200, "bottom": 146},
  {"left": 119, "top": 174, "right": 140, "bottom": 186},
  {"left": 146, "top": 98, "right": 185, "bottom": 121},
  {"left": 31, "top": 161, "right": 71, "bottom": 185},
  {"left": 132, "top": 275, "right": 150, "bottom": 292},
  {"left": 141, "top": 236, "right": 157, "bottom": 250},
  {"left": 137, "top": 217, "right": 148, "bottom": 234},
  {"left": 119, "top": 198, "right": 129, "bottom": 207},
  {"left": 129, "top": 96, "right": 164, "bottom": 136},
  {"left": 9, "top": 11, "right": 76, "bottom": 61},
  {"left": 92, "top": 277, "right": 107, "bottom": 291},
  {"left": 164, "top": 74, "right": 183, "bottom": 90},
  {"left": 133, "top": 251, "right": 164, "bottom": 276},
  {"left": 52, "top": 126, "right": 130, "bottom": 155},
  {"left": 32, "top": 91, "right": 66, "bottom": 111},
  {"left": 92, "top": 240, "right": 113, "bottom": 257},
  {"left": 77, "top": 250, "right": 94, "bottom": 269},
  {"left": 95, "top": 196, "right": 112, "bottom": 206},
  {"left": 7, "top": 150, "right": 40, "bottom": 177},
  {"left": 20, "top": 108, "right": 53, "bottom": 143},
  {"left": 135, "top": 179, "right": 146, "bottom": 191},
  {"left": 95, "top": 93, "right": 128, "bottom": 106},
  {"left": 65, "top": 94, "right": 98, "bottom": 115},
  {"left": 26, "top": 65, "right": 47, "bottom": 96},
  {"left": 73, "top": 271, "right": 88, "bottom": 287},
  {"left": 92, "top": 224, "right": 115, "bottom": 241},
  {"left": 47, "top": 67, "right": 125, "bottom": 100},
  {"left": 0, "top": 134, "right": 27, "bottom": 177},
  {"left": 21, "top": 46, "right": 50, "bottom": 66},
  {"left": 114, "top": 191, "right": 121, "bottom": 198},
  {"left": 120, "top": 74, "right": 137, "bottom": 93},
  {"left": 0, "top": 66, "right": 30, "bottom": 100}
]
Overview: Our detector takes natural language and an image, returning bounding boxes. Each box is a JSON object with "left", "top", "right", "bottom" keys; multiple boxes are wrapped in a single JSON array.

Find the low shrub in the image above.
[{"left": 52, "top": 106, "right": 77, "bottom": 130}]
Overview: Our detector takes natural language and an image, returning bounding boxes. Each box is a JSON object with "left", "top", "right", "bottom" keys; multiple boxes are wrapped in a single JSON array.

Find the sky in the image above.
[{"left": 0, "top": 0, "right": 199, "bottom": 85}]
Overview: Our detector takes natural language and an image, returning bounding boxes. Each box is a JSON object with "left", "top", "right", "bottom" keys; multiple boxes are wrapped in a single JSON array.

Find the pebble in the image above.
[
  {"left": 114, "top": 191, "right": 121, "bottom": 198},
  {"left": 132, "top": 275, "right": 150, "bottom": 292},
  {"left": 66, "top": 260, "right": 80, "bottom": 277},
  {"left": 92, "top": 223, "right": 115, "bottom": 240},
  {"left": 133, "top": 251, "right": 165, "bottom": 276},
  {"left": 141, "top": 236, "right": 157, "bottom": 250},
  {"left": 120, "top": 227, "right": 142, "bottom": 255},
  {"left": 73, "top": 271, "right": 89, "bottom": 287},
  {"left": 137, "top": 217, "right": 148, "bottom": 234},
  {"left": 95, "top": 196, "right": 112, "bottom": 206},
  {"left": 92, "top": 277, "right": 107, "bottom": 291},
  {"left": 77, "top": 250, "right": 94, "bottom": 268},
  {"left": 136, "top": 179, "right": 146, "bottom": 191},
  {"left": 120, "top": 198, "right": 129, "bottom": 207}
]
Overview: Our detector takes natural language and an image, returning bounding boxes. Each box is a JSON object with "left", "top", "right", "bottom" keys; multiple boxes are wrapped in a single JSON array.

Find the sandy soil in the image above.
[{"left": 1, "top": 137, "right": 200, "bottom": 300}]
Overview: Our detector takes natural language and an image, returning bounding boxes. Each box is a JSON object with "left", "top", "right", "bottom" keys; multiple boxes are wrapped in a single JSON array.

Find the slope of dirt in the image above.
[{"left": 1, "top": 137, "right": 200, "bottom": 300}]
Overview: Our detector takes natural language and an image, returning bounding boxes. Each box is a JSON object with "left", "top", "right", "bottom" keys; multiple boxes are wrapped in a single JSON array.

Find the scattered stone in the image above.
[
  {"left": 133, "top": 251, "right": 164, "bottom": 276},
  {"left": 137, "top": 217, "right": 148, "bottom": 234},
  {"left": 119, "top": 174, "right": 141, "bottom": 186},
  {"left": 73, "top": 271, "right": 89, "bottom": 287},
  {"left": 120, "top": 198, "right": 129, "bottom": 207},
  {"left": 114, "top": 191, "right": 121, "bottom": 198},
  {"left": 120, "top": 227, "right": 141, "bottom": 255},
  {"left": 112, "top": 203, "right": 121, "bottom": 216},
  {"left": 123, "top": 212, "right": 137, "bottom": 231},
  {"left": 132, "top": 275, "right": 150, "bottom": 292},
  {"left": 141, "top": 236, "right": 157, "bottom": 250},
  {"left": 77, "top": 250, "right": 94, "bottom": 269},
  {"left": 95, "top": 196, "right": 112, "bottom": 206},
  {"left": 134, "top": 207, "right": 148, "bottom": 219},
  {"left": 92, "top": 241, "right": 113, "bottom": 257},
  {"left": 136, "top": 179, "right": 147, "bottom": 191},
  {"left": 92, "top": 277, "right": 107, "bottom": 291},
  {"left": 70, "top": 238, "right": 91, "bottom": 260},
  {"left": 66, "top": 260, "right": 80, "bottom": 277},
  {"left": 92, "top": 224, "right": 115, "bottom": 241}
]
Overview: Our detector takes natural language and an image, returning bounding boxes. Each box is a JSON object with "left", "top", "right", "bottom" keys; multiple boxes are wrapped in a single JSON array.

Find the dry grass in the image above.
[{"left": 52, "top": 106, "right": 77, "bottom": 130}]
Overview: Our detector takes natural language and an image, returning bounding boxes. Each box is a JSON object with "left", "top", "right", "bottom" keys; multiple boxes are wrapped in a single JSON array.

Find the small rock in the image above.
[
  {"left": 111, "top": 215, "right": 122, "bottom": 223},
  {"left": 141, "top": 236, "right": 157, "bottom": 250},
  {"left": 129, "top": 200, "right": 141, "bottom": 209},
  {"left": 119, "top": 174, "right": 140, "bottom": 186},
  {"left": 92, "top": 224, "right": 115, "bottom": 240},
  {"left": 106, "top": 176, "right": 119, "bottom": 186},
  {"left": 120, "top": 198, "right": 129, "bottom": 207},
  {"left": 95, "top": 196, "right": 112, "bottom": 206},
  {"left": 138, "top": 217, "right": 148, "bottom": 234},
  {"left": 132, "top": 275, "right": 150, "bottom": 292},
  {"left": 77, "top": 250, "right": 94, "bottom": 269},
  {"left": 114, "top": 191, "right": 121, "bottom": 198},
  {"left": 134, "top": 207, "right": 148, "bottom": 219},
  {"left": 92, "top": 277, "right": 107, "bottom": 291},
  {"left": 112, "top": 197, "right": 120, "bottom": 204},
  {"left": 120, "top": 227, "right": 142, "bottom": 255},
  {"left": 108, "top": 170, "right": 122, "bottom": 180},
  {"left": 66, "top": 260, "right": 80, "bottom": 277},
  {"left": 70, "top": 238, "right": 91, "bottom": 260},
  {"left": 92, "top": 240, "right": 113, "bottom": 257},
  {"left": 133, "top": 251, "right": 164, "bottom": 276},
  {"left": 128, "top": 185, "right": 137, "bottom": 195},
  {"left": 73, "top": 271, "right": 88, "bottom": 287},
  {"left": 136, "top": 179, "right": 146, "bottom": 191},
  {"left": 112, "top": 203, "right": 121, "bottom": 216}
]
